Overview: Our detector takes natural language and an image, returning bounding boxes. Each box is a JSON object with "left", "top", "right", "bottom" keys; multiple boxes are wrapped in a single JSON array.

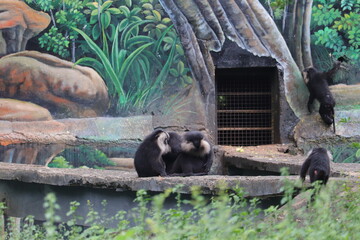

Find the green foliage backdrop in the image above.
[{"left": 25, "top": 0, "right": 193, "bottom": 116}]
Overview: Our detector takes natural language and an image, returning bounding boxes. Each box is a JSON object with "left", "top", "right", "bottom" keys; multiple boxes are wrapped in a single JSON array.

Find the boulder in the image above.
[
  {"left": 0, "top": 0, "right": 50, "bottom": 56},
  {"left": 0, "top": 51, "right": 109, "bottom": 118},
  {"left": 0, "top": 98, "right": 52, "bottom": 121},
  {"left": 294, "top": 84, "right": 360, "bottom": 154}
]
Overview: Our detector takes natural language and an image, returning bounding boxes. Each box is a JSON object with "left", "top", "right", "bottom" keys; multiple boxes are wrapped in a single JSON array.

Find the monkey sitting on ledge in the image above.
[{"left": 168, "top": 131, "right": 214, "bottom": 177}]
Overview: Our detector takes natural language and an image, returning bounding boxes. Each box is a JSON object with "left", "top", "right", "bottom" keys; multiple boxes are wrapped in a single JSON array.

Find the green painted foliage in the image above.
[
  {"left": 74, "top": 0, "right": 191, "bottom": 115},
  {"left": 57, "top": 145, "right": 115, "bottom": 169},
  {"left": 25, "top": 0, "right": 88, "bottom": 59},
  {"left": 26, "top": 0, "right": 192, "bottom": 116},
  {"left": 312, "top": 0, "right": 360, "bottom": 62},
  {"left": 48, "top": 156, "right": 73, "bottom": 168},
  {"left": 330, "top": 142, "right": 360, "bottom": 163},
  {"left": 263, "top": 0, "right": 360, "bottom": 63}
]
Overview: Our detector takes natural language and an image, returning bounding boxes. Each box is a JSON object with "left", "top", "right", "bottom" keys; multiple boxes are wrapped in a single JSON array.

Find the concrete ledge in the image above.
[
  {"left": 221, "top": 145, "right": 360, "bottom": 178},
  {"left": 0, "top": 162, "right": 298, "bottom": 197}
]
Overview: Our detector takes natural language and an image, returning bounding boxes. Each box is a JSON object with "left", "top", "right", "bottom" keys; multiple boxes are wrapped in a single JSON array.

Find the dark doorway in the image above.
[{"left": 216, "top": 67, "right": 279, "bottom": 146}]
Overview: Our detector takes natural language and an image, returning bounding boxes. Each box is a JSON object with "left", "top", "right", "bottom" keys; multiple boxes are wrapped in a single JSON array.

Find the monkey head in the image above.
[
  {"left": 181, "top": 131, "right": 211, "bottom": 157},
  {"left": 302, "top": 67, "right": 317, "bottom": 84}
]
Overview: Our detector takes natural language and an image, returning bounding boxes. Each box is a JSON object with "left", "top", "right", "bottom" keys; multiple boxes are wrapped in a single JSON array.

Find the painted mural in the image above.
[
  {"left": 0, "top": 0, "right": 194, "bottom": 118},
  {"left": 0, "top": 0, "right": 359, "bottom": 169},
  {"left": 0, "top": 0, "right": 196, "bottom": 168}
]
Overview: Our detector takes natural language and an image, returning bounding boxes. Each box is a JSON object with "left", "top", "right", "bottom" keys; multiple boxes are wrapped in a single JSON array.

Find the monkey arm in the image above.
[
  {"left": 325, "top": 61, "right": 341, "bottom": 79},
  {"left": 203, "top": 151, "right": 214, "bottom": 174},
  {"left": 300, "top": 157, "right": 311, "bottom": 181},
  {"left": 153, "top": 157, "right": 168, "bottom": 177},
  {"left": 307, "top": 94, "right": 315, "bottom": 113}
]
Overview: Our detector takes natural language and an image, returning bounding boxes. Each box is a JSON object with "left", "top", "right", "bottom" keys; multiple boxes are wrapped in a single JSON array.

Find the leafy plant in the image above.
[
  {"left": 339, "top": 116, "right": 351, "bottom": 123},
  {"left": 58, "top": 145, "right": 115, "bottom": 168},
  {"left": 2, "top": 180, "right": 360, "bottom": 239},
  {"left": 26, "top": 0, "right": 193, "bottom": 116},
  {"left": 73, "top": 21, "right": 165, "bottom": 114},
  {"left": 312, "top": 0, "right": 360, "bottom": 63},
  {"left": 48, "top": 156, "right": 73, "bottom": 168},
  {"left": 351, "top": 142, "right": 360, "bottom": 159},
  {"left": 330, "top": 143, "right": 360, "bottom": 163},
  {"left": 25, "top": 0, "right": 88, "bottom": 61},
  {"left": 84, "top": 0, "right": 121, "bottom": 50}
]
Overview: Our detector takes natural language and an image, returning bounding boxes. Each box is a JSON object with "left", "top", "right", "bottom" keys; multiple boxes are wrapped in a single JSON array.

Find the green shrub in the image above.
[
  {"left": 1, "top": 179, "right": 360, "bottom": 239},
  {"left": 48, "top": 156, "right": 73, "bottom": 169},
  {"left": 57, "top": 145, "right": 115, "bottom": 169},
  {"left": 330, "top": 143, "right": 360, "bottom": 163}
]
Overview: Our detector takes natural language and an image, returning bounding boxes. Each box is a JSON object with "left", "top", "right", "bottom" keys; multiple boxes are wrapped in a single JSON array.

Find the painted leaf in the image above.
[
  {"left": 86, "top": 2, "right": 98, "bottom": 10},
  {"left": 356, "top": 149, "right": 360, "bottom": 159},
  {"left": 90, "top": 14, "right": 98, "bottom": 24},
  {"left": 169, "top": 68, "right": 179, "bottom": 77},
  {"left": 156, "top": 24, "right": 167, "bottom": 30},
  {"left": 101, "top": 1, "right": 113, "bottom": 12},
  {"left": 177, "top": 61, "right": 184, "bottom": 74},
  {"left": 152, "top": 10, "right": 161, "bottom": 22},
  {"left": 107, "top": 8, "right": 121, "bottom": 15},
  {"left": 119, "top": 6, "right": 130, "bottom": 17},
  {"left": 91, "top": 9, "right": 98, "bottom": 16},
  {"left": 92, "top": 25, "right": 101, "bottom": 40},
  {"left": 101, "top": 11, "right": 111, "bottom": 29},
  {"left": 162, "top": 18, "right": 171, "bottom": 24},
  {"left": 142, "top": 3, "right": 153, "bottom": 10},
  {"left": 125, "top": 0, "right": 132, "bottom": 7}
]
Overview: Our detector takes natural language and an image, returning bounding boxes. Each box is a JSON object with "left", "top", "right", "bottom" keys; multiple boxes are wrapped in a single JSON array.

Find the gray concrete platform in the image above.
[
  {"left": 0, "top": 162, "right": 297, "bottom": 197},
  {"left": 220, "top": 145, "right": 360, "bottom": 178}
]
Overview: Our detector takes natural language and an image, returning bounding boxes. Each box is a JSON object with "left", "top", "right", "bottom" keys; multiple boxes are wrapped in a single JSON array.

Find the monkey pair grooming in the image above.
[
  {"left": 300, "top": 148, "right": 331, "bottom": 185},
  {"left": 134, "top": 130, "right": 213, "bottom": 177},
  {"left": 303, "top": 61, "right": 341, "bottom": 132},
  {"left": 165, "top": 131, "right": 214, "bottom": 177}
]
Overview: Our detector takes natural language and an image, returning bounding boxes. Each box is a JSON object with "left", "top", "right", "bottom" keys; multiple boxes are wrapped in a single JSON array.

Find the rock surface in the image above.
[
  {"left": 0, "top": 98, "right": 52, "bottom": 121},
  {"left": 293, "top": 84, "right": 360, "bottom": 153},
  {"left": 0, "top": 115, "right": 152, "bottom": 146},
  {"left": 330, "top": 84, "right": 360, "bottom": 107},
  {"left": 0, "top": 51, "right": 109, "bottom": 118},
  {"left": 0, "top": 0, "right": 50, "bottom": 56}
]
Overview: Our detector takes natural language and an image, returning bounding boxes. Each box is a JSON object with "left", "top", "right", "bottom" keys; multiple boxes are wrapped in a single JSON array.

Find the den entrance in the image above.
[{"left": 216, "top": 67, "right": 279, "bottom": 146}]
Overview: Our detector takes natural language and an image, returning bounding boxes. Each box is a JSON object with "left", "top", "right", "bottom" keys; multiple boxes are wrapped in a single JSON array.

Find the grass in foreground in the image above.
[{"left": 1, "top": 179, "right": 360, "bottom": 240}]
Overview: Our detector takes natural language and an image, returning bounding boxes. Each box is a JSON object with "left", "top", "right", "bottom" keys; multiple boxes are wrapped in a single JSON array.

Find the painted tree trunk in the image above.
[
  {"left": 282, "top": 0, "right": 313, "bottom": 70},
  {"left": 159, "top": 0, "right": 309, "bottom": 131}
]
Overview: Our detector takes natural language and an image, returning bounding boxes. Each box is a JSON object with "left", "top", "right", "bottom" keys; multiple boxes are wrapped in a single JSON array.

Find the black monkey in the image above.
[
  {"left": 169, "top": 131, "right": 213, "bottom": 176},
  {"left": 300, "top": 148, "right": 331, "bottom": 185},
  {"left": 303, "top": 61, "right": 341, "bottom": 131},
  {"left": 162, "top": 131, "right": 183, "bottom": 174},
  {"left": 134, "top": 129, "right": 170, "bottom": 177}
]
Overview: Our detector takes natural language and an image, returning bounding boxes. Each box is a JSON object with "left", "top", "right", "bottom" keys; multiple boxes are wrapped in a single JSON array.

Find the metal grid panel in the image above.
[
  {"left": 218, "top": 130, "right": 273, "bottom": 146},
  {"left": 216, "top": 68, "right": 274, "bottom": 146}
]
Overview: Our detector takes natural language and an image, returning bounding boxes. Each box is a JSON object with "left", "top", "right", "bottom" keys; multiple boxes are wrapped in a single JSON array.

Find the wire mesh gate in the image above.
[{"left": 216, "top": 68, "right": 277, "bottom": 146}]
